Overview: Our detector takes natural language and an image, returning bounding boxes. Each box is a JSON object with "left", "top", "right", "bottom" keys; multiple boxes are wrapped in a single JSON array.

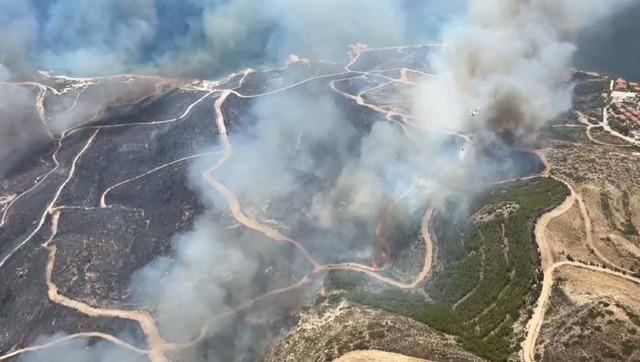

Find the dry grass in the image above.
[
  {"left": 537, "top": 265, "right": 640, "bottom": 361},
  {"left": 545, "top": 202, "right": 599, "bottom": 265}
]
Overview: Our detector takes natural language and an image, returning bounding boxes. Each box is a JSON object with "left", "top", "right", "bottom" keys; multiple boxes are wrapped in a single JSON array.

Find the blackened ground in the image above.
[
  {"left": 0, "top": 45, "right": 547, "bottom": 361},
  {"left": 0, "top": 222, "right": 145, "bottom": 353},
  {"left": 349, "top": 46, "right": 433, "bottom": 73},
  {"left": 0, "top": 86, "right": 219, "bottom": 353},
  {"left": 58, "top": 93, "right": 219, "bottom": 208},
  {"left": 235, "top": 63, "right": 321, "bottom": 97},
  {"left": 91, "top": 89, "right": 207, "bottom": 127},
  {"left": 0, "top": 128, "right": 95, "bottom": 259},
  {"left": 332, "top": 74, "right": 390, "bottom": 95}
]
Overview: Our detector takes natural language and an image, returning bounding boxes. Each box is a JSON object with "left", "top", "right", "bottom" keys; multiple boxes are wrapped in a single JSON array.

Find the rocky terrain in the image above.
[
  {"left": 536, "top": 266, "right": 640, "bottom": 361},
  {"left": 1, "top": 41, "right": 639, "bottom": 362},
  {"left": 0, "top": 45, "right": 484, "bottom": 361},
  {"left": 529, "top": 71, "right": 640, "bottom": 361},
  {"left": 265, "top": 301, "right": 485, "bottom": 362}
]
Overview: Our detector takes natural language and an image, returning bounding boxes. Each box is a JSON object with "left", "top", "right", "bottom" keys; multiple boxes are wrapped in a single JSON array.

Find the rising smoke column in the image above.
[
  {"left": 10, "top": 1, "right": 637, "bottom": 361},
  {"left": 414, "top": 0, "right": 636, "bottom": 146}
]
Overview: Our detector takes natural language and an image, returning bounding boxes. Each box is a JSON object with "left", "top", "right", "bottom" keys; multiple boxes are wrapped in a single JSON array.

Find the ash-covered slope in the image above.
[
  {"left": 3, "top": 44, "right": 634, "bottom": 362},
  {"left": 2, "top": 46, "right": 511, "bottom": 361},
  {"left": 0, "top": 1, "right": 638, "bottom": 361}
]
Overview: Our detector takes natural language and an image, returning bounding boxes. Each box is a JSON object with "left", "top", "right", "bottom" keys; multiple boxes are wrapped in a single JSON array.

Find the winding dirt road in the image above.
[
  {"left": 202, "top": 87, "right": 435, "bottom": 290},
  {"left": 0, "top": 47, "right": 444, "bottom": 361},
  {"left": 0, "top": 79, "right": 214, "bottom": 361},
  {"left": 0, "top": 332, "right": 146, "bottom": 361},
  {"left": 43, "top": 244, "right": 168, "bottom": 362},
  {"left": 10, "top": 44, "right": 613, "bottom": 362},
  {"left": 100, "top": 151, "right": 219, "bottom": 208},
  {"left": 521, "top": 151, "right": 640, "bottom": 362},
  {"left": 0, "top": 129, "right": 100, "bottom": 269}
]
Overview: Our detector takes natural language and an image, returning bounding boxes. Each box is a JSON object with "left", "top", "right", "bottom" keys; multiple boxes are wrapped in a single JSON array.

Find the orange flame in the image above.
[{"left": 372, "top": 249, "right": 389, "bottom": 268}]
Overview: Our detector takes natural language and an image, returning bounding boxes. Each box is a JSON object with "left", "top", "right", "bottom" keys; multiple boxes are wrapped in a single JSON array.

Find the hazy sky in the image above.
[
  {"left": 0, "top": 0, "right": 464, "bottom": 78},
  {"left": 574, "top": 1, "right": 640, "bottom": 79}
]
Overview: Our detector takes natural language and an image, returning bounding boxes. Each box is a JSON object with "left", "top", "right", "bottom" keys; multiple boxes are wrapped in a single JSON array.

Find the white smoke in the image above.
[
  {"left": 414, "top": 0, "right": 636, "bottom": 145},
  {"left": 0, "top": 83, "right": 50, "bottom": 177},
  {"left": 15, "top": 332, "right": 145, "bottom": 362},
  {"left": 10, "top": 1, "right": 639, "bottom": 361},
  {"left": 130, "top": 217, "right": 257, "bottom": 343}
]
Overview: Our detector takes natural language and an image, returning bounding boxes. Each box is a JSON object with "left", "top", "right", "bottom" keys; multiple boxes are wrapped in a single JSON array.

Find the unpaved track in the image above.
[
  {"left": 0, "top": 83, "right": 75, "bottom": 228},
  {"left": 577, "top": 110, "right": 639, "bottom": 147},
  {"left": 0, "top": 76, "right": 218, "bottom": 361},
  {"left": 318, "top": 208, "right": 433, "bottom": 289},
  {"left": 203, "top": 83, "right": 435, "bottom": 290},
  {"left": 229, "top": 71, "right": 354, "bottom": 99},
  {"left": 336, "top": 350, "right": 431, "bottom": 362},
  {"left": 574, "top": 191, "right": 637, "bottom": 275},
  {"left": 33, "top": 85, "right": 55, "bottom": 139},
  {"left": 0, "top": 47, "right": 444, "bottom": 361},
  {"left": 173, "top": 275, "right": 313, "bottom": 349},
  {"left": 452, "top": 246, "right": 485, "bottom": 311},
  {"left": 0, "top": 162, "right": 58, "bottom": 228},
  {"left": 521, "top": 151, "right": 640, "bottom": 362},
  {"left": 44, "top": 246, "right": 168, "bottom": 362},
  {"left": 76, "top": 90, "right": 214, "bottom": 131},
  {"left": 539, "top": 152, "right": 637, "bottom": 275},
  {"left": 192, "top": 59, "right": 640, "bottom": 362},
  {"left": 522, "top": 258, "right": 640, "bottom": 362},
  {"left": 600, "top": 105, "right": 640, "bottom": 146},
  {"left": 0, "top": 129, "right": 100, "bottom": 269},
  {"left": 202, "top": 171, "right": 321, "bottom": 268},
  {"left": 521, "top": 183, "right": 575, "bottom": 362},
  {"left": 0, "top": 126, "right": 167, "bottom": 361},
  {"left": 40, "top": 209, "right": 168, "bottom": 362},
  {"left": 0, "top": 332, "right": 147, "bottom": 361},
  {"left": 100, "top": 151, "right": 219, "bottom": 208}
]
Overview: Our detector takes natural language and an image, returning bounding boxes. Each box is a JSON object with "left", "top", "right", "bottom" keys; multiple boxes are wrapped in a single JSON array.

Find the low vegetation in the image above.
[
  {"left": 539, "top": 295, "right": 640, "bottom": 362},
  {"left": 327, "top": 177, "right": 569, "bottom": 361},
  {"left": 600, "top": 192, "right": 615, "bottom": 227},
  {"left": 539, "top": 125, "right": 589, "bottom": 143},
  {"left": 608, "top": 118, "right": 632, "bottom": 137},
  {"left": 590, "top": 126, "right": 631, "bottom": 146},
  {"left": 621, "top": 191, "right": 638, "bottom": 236}
]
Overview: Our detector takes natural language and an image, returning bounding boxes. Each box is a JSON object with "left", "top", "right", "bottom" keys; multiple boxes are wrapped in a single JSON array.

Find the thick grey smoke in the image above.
[
  {"left": 0, "top": 1, "right": 38, "bottom": 76},
  {"left": 15, "top": 332, "right": 145, "bottom": 362},
  {"left": 165, "top": 1, "right": 640, "bottom": 359},
  {"left": 413, "top": 0, "right": 636, "bottom": 146},
  {"left": 0, "top": 0, "right": 423, "bottom": 175},
  {"left": 0, "top": 76, "right": 163, "bottom": 178},
  {"left": 11, "top": 1, "right": 639, "bottom": 361},
  {"left": 125, "top": 86, "right": 443, "bottom": 360},
  {"left": 0, "top": 0, "right": 447, "bottom": 78},
  {"left": 0, "top": 82, "right": 49, "bottom": 177},
  {"left": 46, "top": 77, "right": 163, "bottom": 133},
  {"left": 41, "top": 0, "right": 159, "bottom": 76},
  {"left": 131, "top": 217, "right": 252, "bottom": 341}
]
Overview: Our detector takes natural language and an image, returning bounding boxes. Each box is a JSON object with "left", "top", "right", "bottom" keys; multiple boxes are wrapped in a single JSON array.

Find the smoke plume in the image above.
[
  {"left": 414, "top": 0, "right": 636, "bottom": 146},
  {"left": 0, "top": 0, "right": 458, "bottom": 79},
  {"left": 9, "top": 1, "right": 638, "bottom": 361},
  {"left": 0, "top": 83, "right": 49, "bottom": 177},
  {"left": 15, "top": 332, "right": 145, "bottom": 362}
]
